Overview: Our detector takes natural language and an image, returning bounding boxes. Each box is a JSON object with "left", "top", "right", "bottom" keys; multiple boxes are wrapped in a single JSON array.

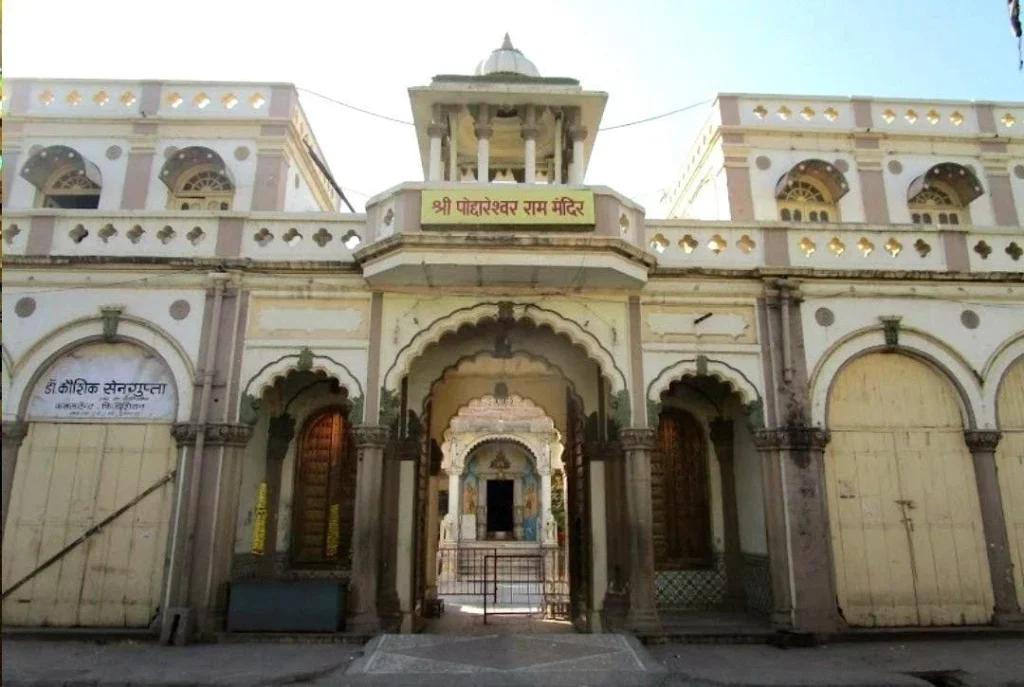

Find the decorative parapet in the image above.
[
  {"left": 646, "top": 220, "right": 1023, "bottom": 275},
  {"left": 4, "top": 208, "right": 1020, "bottom": 277}
]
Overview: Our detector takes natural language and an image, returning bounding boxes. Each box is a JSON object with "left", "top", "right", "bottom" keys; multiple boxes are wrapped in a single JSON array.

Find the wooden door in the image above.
[
  {"left": 825, "top": 354, "right": 993, "bottom": 626},
  {"left": 2, "top": 422, "right": 175, "bottom": 627},
  {"left": 653, "top": 407, "right": 711, "bottom": 569},
  {"left": 996, "top": 359, "right": 1024, "bottom": 605},
  {"left": 292, "top": 409, "right": 354, "bottom": 566}
]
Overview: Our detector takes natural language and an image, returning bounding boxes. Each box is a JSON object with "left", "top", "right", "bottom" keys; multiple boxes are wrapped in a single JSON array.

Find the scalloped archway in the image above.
[
  {"left": 241, "top": 352, "right": 364, "bottom": 416},
  {"left": 647, "top": 357, "right": 762, "bottom": 409},
  {"left": 383, "top": 302, "right": 628, "bottom": 396}
]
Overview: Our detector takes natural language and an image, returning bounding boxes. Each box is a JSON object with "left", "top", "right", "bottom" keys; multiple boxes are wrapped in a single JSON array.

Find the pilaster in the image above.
[
  {"left": 964, "top": 430, "right": 1023, "bottom": 624},
  {"left": 619, "top": 428, "right": 663, "bottom": 635},
  {"left": 1, "top": 420, "right": 30, "bottom": 539},
  {"left": 754, "top": 426, "right": 842, "bottom": 634},
  {"left": 709, "top": 418, "right": 745, "bottom": 609},
  {"left": 349, "top": 424, "right": 390, "bottom": 633}
]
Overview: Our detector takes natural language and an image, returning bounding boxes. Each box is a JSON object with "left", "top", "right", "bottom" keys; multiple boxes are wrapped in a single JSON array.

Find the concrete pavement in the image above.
[{"left": 2, "top": 635, "right": 1023, "bottom": 686}]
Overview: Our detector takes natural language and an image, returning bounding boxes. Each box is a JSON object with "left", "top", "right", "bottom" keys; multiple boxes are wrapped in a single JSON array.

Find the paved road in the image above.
[{"left": 3, "top": 635, "right": 1024, "bottom": 686}]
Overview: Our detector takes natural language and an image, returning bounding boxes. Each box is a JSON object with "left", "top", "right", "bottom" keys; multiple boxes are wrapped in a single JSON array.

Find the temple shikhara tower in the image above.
[{"left": 2, "top": 36, "right": 1022, "bottom": 643}]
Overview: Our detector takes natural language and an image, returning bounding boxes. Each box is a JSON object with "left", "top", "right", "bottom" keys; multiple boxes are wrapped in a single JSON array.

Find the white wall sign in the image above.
[{"left": 28, "top": 343, "right": 177, "bottom": 421}]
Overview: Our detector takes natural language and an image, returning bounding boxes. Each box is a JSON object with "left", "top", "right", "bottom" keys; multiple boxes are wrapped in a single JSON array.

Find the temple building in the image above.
[{"left": 1, "top": 37, "right": 1023, "bottom": 642}]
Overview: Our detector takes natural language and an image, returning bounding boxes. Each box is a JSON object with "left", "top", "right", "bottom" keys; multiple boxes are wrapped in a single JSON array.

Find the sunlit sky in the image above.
[{"left": 4, "top": 0, "right": 1021, "bottom": 215}]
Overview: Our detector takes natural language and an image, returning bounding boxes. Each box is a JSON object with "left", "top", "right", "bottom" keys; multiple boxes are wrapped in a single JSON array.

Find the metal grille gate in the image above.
[{"left": 436, "top": 547, "right": 569, "bottom": 623}]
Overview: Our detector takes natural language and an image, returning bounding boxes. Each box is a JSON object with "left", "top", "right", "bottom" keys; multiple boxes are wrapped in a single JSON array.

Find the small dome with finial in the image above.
[{"left": 475, "top": 34, "right": 540, "bottom": 78}]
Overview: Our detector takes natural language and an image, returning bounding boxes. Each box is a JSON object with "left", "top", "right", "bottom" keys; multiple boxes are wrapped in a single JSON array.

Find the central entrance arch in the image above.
[{"left": 386, "top": 311, "right": 626, "bottom": 633}]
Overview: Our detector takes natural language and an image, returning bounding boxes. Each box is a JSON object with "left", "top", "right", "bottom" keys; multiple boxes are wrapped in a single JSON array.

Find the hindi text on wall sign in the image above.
[
  {"left": 421, "top": 189, "right": 595, "bottom": 225},
  {"left": 27, "top": 342, "right": 177, "bottom": 421}
]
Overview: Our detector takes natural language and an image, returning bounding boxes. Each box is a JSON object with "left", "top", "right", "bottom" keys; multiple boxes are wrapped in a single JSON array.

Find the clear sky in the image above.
[{"left": 4, "top": 0, "right": 1021, "bottom": 215}]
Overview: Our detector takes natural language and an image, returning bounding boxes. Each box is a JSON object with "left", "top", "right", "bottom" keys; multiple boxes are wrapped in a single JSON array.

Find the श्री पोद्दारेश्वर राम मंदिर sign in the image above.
[{"left": 421, "top": 188, "right": 595, "bottom": 225}]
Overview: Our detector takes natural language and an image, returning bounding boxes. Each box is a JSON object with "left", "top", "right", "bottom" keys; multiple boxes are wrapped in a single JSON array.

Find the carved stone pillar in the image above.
[
  {"left": 752, "top": 429, "right": 792, "bottom": 629},
  {"left": 964, "top": 430, "right": 1022, "bottom": 624},
  {"left": 521, "top": 106, "right": 540, "bottom": 184},
  {"left": 589, "top": 439, "right": 627, "bottom": 627},
  {"left": 427, "top": 119, "right": 447, "bottom": 182},
  {"left": 710, "top": 418, "right": 745, "bottom": 609},
  {"left": 1, "top": 420, "right": 30, "bottom": 539},
  {"left": 620, "top": 428, "right": 663, "bottom": 634},
  {"left": 165, "top": 423, "right": 254, "bottom": 640},
  {"left": 569, "top": 122, "right": 588, "bottom": 185},
  {"left": 473, "top": 105, "right": 493, "bottom": 183},
  {"left": 348, "top": 425, "right": 390, "bottom": 632},
  {"left": 754, "top": 427, "right": 841, "bottom": 634}
]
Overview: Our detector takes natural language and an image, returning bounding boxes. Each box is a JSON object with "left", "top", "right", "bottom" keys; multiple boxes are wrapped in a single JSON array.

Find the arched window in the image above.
[
  {"left": 653, "top": 406, "right": 712, "bottom": 568},
  {"left": 159, "top": 146, "right": 235, "bottom": 211},
  {"left": 174, "top": 166, "right": 235, "bottom": 211},
  {"left": 20, "top": 145, "right": 102, "bottom": 209},
  {"left": 778, "top": 179, "right": 833, "bottom": 223},
  {"left": 907, "top": 163, "right": 981, "bottom": 226},
  {"left": 775, "top": 159, "right": 847, "bottom": 223},
  {"left": 291, "top": 407, "right": 357, "bottom": 567}
]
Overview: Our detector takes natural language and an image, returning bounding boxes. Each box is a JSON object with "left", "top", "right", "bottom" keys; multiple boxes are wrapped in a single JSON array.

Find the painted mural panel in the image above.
[{"left": 825, "top": 354, "right": 993, "bottom": 626}]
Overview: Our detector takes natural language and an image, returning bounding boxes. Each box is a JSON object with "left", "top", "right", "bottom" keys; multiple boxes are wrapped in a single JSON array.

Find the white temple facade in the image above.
[{"left": 2, "top": 37, "right": 1022, "bottom": 641}]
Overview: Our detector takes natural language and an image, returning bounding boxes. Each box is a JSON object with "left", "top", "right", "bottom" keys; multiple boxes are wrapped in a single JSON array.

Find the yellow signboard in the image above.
[{"left": 421, "top": 188, "right": 595, "bottom": 225}]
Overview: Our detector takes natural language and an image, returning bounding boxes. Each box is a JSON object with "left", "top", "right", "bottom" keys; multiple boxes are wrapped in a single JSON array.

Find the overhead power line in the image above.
[
  {"left": 296, "top": 86, "right": 711, "bottom": 132},
  {"left": 298, "top": 87, "right": 415, "bottom": 126},
  {"left": 599, "top": 99, "right": 712, "bottom": 131}
]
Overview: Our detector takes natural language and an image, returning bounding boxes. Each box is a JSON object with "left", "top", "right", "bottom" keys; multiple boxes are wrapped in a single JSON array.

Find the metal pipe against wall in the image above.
[
  {"left": 761, "top": 292, "right": 782, "bottom": 428},
  {"left": 779, "top": 281, "right": 794, "bottom": 384}
]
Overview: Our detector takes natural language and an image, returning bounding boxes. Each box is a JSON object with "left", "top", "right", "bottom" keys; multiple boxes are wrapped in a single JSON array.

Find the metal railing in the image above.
[{"left": 435, "top": 546, "right": 569, "bottom": 623}]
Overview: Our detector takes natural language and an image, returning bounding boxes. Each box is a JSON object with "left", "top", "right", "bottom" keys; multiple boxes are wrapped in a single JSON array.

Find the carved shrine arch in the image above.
[{"left": 441, "top": 394, "right": 563, "bottom": 476}]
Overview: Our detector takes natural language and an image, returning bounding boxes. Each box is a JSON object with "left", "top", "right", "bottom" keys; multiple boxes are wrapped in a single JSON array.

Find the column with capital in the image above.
[
  {"left": 348, "top": 424, "right": 390, "bottom": 632},
  {"left": 473, "top": 105, "right": 493, "bottom": 183},
  {"left": 521, "top": 106, "right": 540, "bottom": 184},
  {"left": 427, "top": 105, "right": 447, "bottom": 182},
  {"left": 1, "top": 420, "right": 30, "bottom": 539},
  {"left": 568, "top": 113, "right": 588, "bottom": 185},
  {"left": 620, "top": 428, "right": 663, "bottom": 634},
  {"left": 754, "top": 427, "right": 841, "bottom": 634},
  {"left": 709, "top": 418, "right": 745, "bottom": 609},
  {"left": 964, "top": 430, "right": 1022, "bottom": 624}
]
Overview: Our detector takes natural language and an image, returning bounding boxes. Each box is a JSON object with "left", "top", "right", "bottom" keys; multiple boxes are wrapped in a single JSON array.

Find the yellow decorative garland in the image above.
[
  {"left": 250, "top": 481, "right": 269, "bottom": 556},
  {"left": 325, "top": 503, "right": 341, "bottom": 559}
]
